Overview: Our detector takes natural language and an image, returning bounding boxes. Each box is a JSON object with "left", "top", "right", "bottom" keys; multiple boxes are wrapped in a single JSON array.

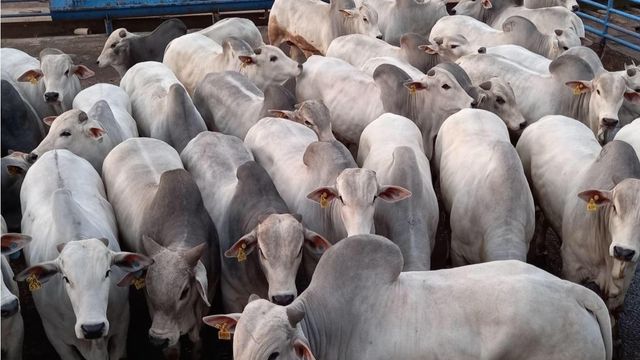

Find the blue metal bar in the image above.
[
  {"left": 578, "top": 12, "right": 640, "bottom": 39},
  {"left": 584, "top": 24, "right": 640, "bottom": 51},
  {"left": 578, "top": 0, "right": 640, "bottom": 22},
  {"left": 577, "top": 0, "right": 640, "bottom": 53}
]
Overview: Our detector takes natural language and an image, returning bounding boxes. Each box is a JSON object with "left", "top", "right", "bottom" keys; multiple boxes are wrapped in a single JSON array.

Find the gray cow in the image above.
[
  {"left": 181, "top": 132, "right": 331, "bottom": 312},
  {"left": 1, "top": 79, "right": 45, "bottom": 157},
  {"left": 102, "top": 138, "right": 219, "bottom": 358},
  {"left": 1, "top": 151, "right": 33, "bottom": 232},
  {"left": 204, "top": 234, "right": 612, "bottom": 360},
  {"left": 517, "top": 116, "right": 640, "bottom": 311},
  {"left": 97, "top": 18, "right": 187, "bottom": 76},
  {"left": 192, "top": 71, "right": 296, "bottom": 139}
]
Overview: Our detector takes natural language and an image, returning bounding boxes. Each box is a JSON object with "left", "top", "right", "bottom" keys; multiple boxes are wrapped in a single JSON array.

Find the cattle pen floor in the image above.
[{"left": 1, "top": 17, "right": 639, "bottom": 360}]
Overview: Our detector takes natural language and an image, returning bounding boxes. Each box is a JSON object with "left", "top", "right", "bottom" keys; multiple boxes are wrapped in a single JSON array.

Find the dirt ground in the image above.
[{"left": 1, "top": 30, "right": 639, "bottom": 360}]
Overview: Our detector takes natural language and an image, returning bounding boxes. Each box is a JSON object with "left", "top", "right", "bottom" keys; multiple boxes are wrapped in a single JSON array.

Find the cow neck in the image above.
[
  {"left": 297, "top": 295, "right": 352, "bottom": 359},
  {"left": 567, "top": 90, "right": 591, "bottom": 126}
]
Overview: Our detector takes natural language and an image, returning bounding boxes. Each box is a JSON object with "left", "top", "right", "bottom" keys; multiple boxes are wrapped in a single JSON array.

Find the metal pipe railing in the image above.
[{"left": 577, "top": 0, "right": 640, "bottom": 52}]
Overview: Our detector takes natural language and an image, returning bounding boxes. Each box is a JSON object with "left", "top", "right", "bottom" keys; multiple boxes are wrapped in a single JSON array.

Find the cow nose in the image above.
[
  {"left": 602, "top": 118, "right": 618, "bottom": 127},
  {"left": 1, "top": 298, "right": 19, "bottom": 318},
  {"left": 149, "top": 335, "right": 169, "bottom": 349},
  {"left": 519, "top": 121, "right": 527, "bottom": 130},
  {"left": 297, "top": 63, "right": 303, "bottom": 70},
  {"left": 44, "top": 92, "right": 59, "bottom": 103},
  {"left": 613, "top": 246, "right": 635, "bottom": 262},
  {"left": 272, "top": 294, "right": 295, "bottom": 306},
  {"left": 27, "top": 152, "right": 38, "bottom": 163},
  {"left": 572, "top": 5, "right": 579, "bottom": 11},
  {"left": 95, "top": 60, "right": 100, "bottom": 65},
  {"left": 478, "top": 47, "right": 487, "bottom": 54},
  {"left": 450, "top": 9, "right": 456, "bottom": 15},
  {"left": 81, "top": 322, "right": 106, "bottom": 339},
  {"left": 471, "top": 100, "right": 478, "bottom": 108}
]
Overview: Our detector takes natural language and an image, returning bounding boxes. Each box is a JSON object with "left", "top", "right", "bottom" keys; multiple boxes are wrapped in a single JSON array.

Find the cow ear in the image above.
[
  {"left": 185, "top": 243, "right": 207, "bottom": 267},
  {"left": 303, "top": 229, "right": 331, "bottom": 255},
  {"left": 17, "top": 69, "right": 43, "bottom": 83},
  {"left": 481, "top": 0, "right": 493, "bottom": 9},
  {"left": 202, "top": 314, "right": 241, "bottom": 333},
  {"left": 403, "top": 81, "right": 427, "bottom": 92},
  {"left": 224, "top": 229, "right": 258, "bottom": 259},
  {"left": 418, "top": 44, "right": 438, "bottom": 55},
  {"left": 577, "top": 189, "right": 612, "bottom": 207},
  {"left": 306, "top": 186, "right": 339, "bottom": 206},
  {"left": 194, "top": 260, "right": 210, "bottom": 307},
  {"left": 565, "top": 80, "right": 593, "bottom": 94},
  {"left": 86, "top": 127, "right": 106, "bottom": 140},
  {"left": 238, "top": 55, "right": 255, "bottom": 65},
  {"left": 339, "top": 8, "right": 357, "bottom": 17},
  {"left": 378, "top": 185, "right": 412, "bottom": 203},
  {"left": 14, "top": 261, "right": 59, "bottom": 284},
  {"left": 248, "top": 293, "right": 261, "bottom": 303},
  {"left": 268, "top": 109, "right": 296, "bottom": 119},
  {"left": 43, "top": 116, "right": 57, "bottom": 127},
  {"left": 142, "top": 235, "right": 164, "bottom": 256},
  {"left": 112, "top": 252, "right": 154, "bottom": 273},
  {"left": 624, "top": 89, "right": 640, "bottom": 103},
  {"left": 1, "top": 233, "right": 31, "bottom": 256},
  {"left": 6, "top": 164, "right": 27, "bottom": 177},
  {"left": 294, "top": 339, "right": 317, "bottom": 360},
  {"left": 72, "top": 65, "right": 95, "bottom": 80}
]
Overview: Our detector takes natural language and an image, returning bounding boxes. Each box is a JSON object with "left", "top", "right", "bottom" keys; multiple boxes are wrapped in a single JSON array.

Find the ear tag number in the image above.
[
  {"left": 27, "top": 273, "right": 42, "bottom": 291},
  {"left": 587, "top": 197, "right": 598, "bottom": 212},
  {"left": 216, "top": 323, "right": 231, "bottom": 340},
  {"left": 237, "top": 243, "right": 247, "bottom": 262},
  {"left": 320, "top": 192, "right": 329, "bottom": 208}
]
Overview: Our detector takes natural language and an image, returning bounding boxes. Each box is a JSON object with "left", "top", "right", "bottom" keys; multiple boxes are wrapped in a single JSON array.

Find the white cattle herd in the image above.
[{"left": 0, "top": 0, "right": 639, "bottom": 358}]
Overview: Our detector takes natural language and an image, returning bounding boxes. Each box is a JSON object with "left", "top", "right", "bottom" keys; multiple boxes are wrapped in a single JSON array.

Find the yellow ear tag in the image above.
[
  {"left": 573, "top": 83, "right": 583, "bottom": 95},
  {"left": 409, "top": 84, "right": 417, "bottom": 95},
  {"left": 320, "top": 192, "right": 329, "bottom": 208},
  {"left": 587, "top": 197, "right": 598, "bottom": 212},
  {"left": 216, "top": 323, "right": 231, "bottom": 340},
  {"left": 27, "top": 273, "right": 41, "bottom": 291},
  {"left": 237, "top": 243, "right": 247, "bottom": 262},
  {"left": 132, "top": 277, "right": 146, "bottom": 290},
  {"left": 29, "top": 76, "right": 38, "bottom": 85}
]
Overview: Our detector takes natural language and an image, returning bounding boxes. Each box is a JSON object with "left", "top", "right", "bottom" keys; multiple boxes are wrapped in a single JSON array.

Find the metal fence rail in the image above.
[{"left": 577, "top": 0, "right": 640, "bottom": 52}]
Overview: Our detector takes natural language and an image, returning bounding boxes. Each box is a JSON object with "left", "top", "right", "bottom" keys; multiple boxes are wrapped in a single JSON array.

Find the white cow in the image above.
[
  {"left": 205, "top": 235, "right": 612, "bottom": 360},
  {"left": 430, "top": 15, "right": 579, "bottom": 59},
  {"left": 614, "top": 119, "right": 640, "bottom": 159},
  {"left": 361, "top": 0, "right": 447, "bottom": 45},
  {"left": 198, "top": 17, "right": 265, "bottom": 48},
  {"left": 163, "top": 33, "right": 301, "bottom": 95},
  {"left": 1, "top": 48, "right": 94, "bottom": 118},
  {"left": 1, "top": 217, "right": 30, "bottom": 360},
  {"left": 120, "top": 61, "right": 207, "bottom": 152},
  {"left": 102, "top": 138, "right": 219, "bottom": 356},
  {"left": 517, "top": 116, "right": 640, "bottom": 310},
  {"left": 327, "top": 33, "right": 450, "bottom": 73},
  {"left": 435, "top": 109, "right": 534, "bottom": 265},
  {"left": 192, "top": 71, "right": 296, "bottom": 138},
  {"left": 525, "top": 0, "right": 580, "bottom": 11},
  {"left": 268, "top": 0, "right": 382, "bottom": 56},
  {"left": 457, "top": 52, "right": 640, "bottom": 143},
  {"left": 73, "top": 83, "right": 138, "bottom": 138},
  {"left": 245, "top": 102, "right": 410, "bottom": 244},
  {"left": 17, "top": 149, "right": 151, "bottom": 360},
  {"left": 357, "top": 113, "right": 438, "bottom": 270}
]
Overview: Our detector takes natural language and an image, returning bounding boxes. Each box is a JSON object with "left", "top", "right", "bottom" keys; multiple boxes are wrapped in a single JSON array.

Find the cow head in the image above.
[
  {"left": 133, "top": 236, "right": 210, "bottom": 348},
  {"left": 566, "top": 73, "right": 639, "bottom": 144},
  {"left": 270, "top": 100, "right": 333, "bottom": 142},
  {"left": 623, "top": 62, "right": 640, "bottom": 96},
  {"left": 422, "top": 35, "right": 478, "bottom": 61},
  {"left": 239, "top": 45, "right": 302, "bottom": 90},
  {"left": 552, "top": 29, "right": 581, "bottom": 57},
  {"left": 225, "top": 214, "right": 330, "bottom": 306},
  {"left": 203, "top": 298, "right": 316, "bottom": 360},
  {"left": 475, "top": 77, "right": 527, "bottom": 132},
  {"left": 334, "top": 1, "right": 382, "bottom": 40},
  {"left": 96, "top": 28, "right": 133, "bottom": 76},
  {"left": 451, "top": 0, "right": 494, "bottom": 19},
  {"left": 29, "top": 108, "right": 106, "bottom": 171},
  {"left": 17, "top": 49, "right": 94, "bottom": 114},
  {"left": 1, "top": 232, "right": 31, "bottom": 318},
  {"left": 307, "top": 168, "right": 411, "bottom": 236},
  {"left": 15, "top": 238, "right": 151, "bottom": 340}
]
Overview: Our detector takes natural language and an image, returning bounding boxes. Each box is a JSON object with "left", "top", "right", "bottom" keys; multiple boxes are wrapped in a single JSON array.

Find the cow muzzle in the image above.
[
  {"left": 613, "top": 246, "right": 635, "bottom": 262},
  {"left": 149, "top": 335, "right": 170, "bottom": 349},
  {"left": 271, "top": 294, "right": 295, "bottom": 306},
  {"left": 80, "top": 322, "right": 107, "bottom": 339},
  {"left": 601, "top": 117, "right": 619, "bottom": 128},
  {"left": 1, "top": 298, "right": 19, "bottom": 318},
  {"left": 44, "top": 92, "right": 60, "bottom": 103}
]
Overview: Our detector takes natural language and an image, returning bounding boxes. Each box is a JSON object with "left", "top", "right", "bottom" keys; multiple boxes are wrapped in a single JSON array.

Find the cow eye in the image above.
[
  {"left": 338, "top": 196, "right": 344, "bottom": 204},
  {"left": 363, "top": 17, "right": 369, "bottom": 23},
  {"left": 111, "top": 43, "right": 116, "bottom": 49},
  {"left": 60, "top": 131, "right": 71, "bottom": 137},
  {"left": 270, "top": 56, "right": 278, "bottom": 62},
  {"left": 304, "top": 120, "right": 313, "bottom": 127},
  {"left": 64, "top": 69, "right": 69, "bottom": 76},
  {"left": 496, "top": 96, "right": 506, "bottom": 105},
  {"left": 63, "top": 276, "right": 70, "bottom": 284},
  {"left": 562, "top": 46, "right": 569, "bottom": 51},
  {"left": 259, "top": 248, "right": 266, "bottom": 259},
  {"left": 442, "top": 84, "right": 451, "bottom": 90},
  {"left": 596, "top": 89, "right": 600, "bottom": 95},
  {"left": 105, "top": 270, "right": 111, "bottom": 278},
  {"left": 179, "top": 287, "right": 188, "bottom": 300},
  {"left": 298, "top": 247, "right": 303, "bottom": 257},
  {"left": 268, "top": 352, "right": 279, "bottom": 360},
  {"left": 450, "top": 44, "right": 458, "bottom": 49}
]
